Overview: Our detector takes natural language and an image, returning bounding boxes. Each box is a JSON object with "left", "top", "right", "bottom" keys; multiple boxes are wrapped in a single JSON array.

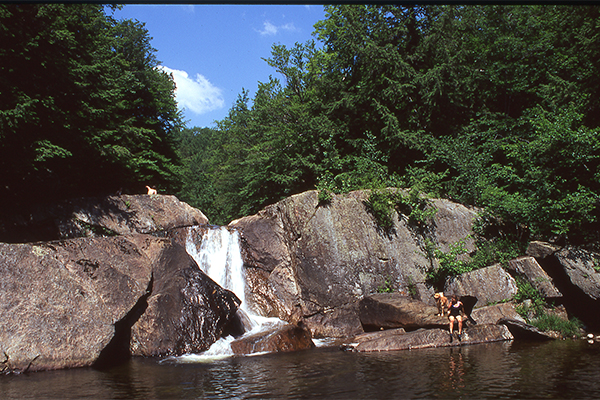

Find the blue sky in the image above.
[{"left": 107, "top": 5, "right": 327, "bottom": 129}]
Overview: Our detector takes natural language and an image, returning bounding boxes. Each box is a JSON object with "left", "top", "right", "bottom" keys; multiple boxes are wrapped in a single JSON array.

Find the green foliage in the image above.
[
  {"left": 366, "top": 189, "right": 397, "bottom": 230},
  {"left": 171, "top": 4, "right": 600, "bottom": 247},
  {"left": 366, "top": 187, "right": 437, "bottom": 230},
  {"left": 530, "top": 313, "right": 583, "bottom": 338},
  {"left": 425, "top": 238, "right": 475, "bottom": 288},
  {"left": 514, "top": 277, "right": 546, "bottom": 317},
  {"left": 0, "top": 4, "right": 183, "bottom": 219}
]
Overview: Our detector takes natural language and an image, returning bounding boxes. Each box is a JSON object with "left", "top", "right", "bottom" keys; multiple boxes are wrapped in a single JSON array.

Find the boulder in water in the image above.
[
  {"left": 129, "top": 235, "right": 241, "bottom": 357},
  {"left": 230, "top": 323, "right": 315, "bottom": 355}
]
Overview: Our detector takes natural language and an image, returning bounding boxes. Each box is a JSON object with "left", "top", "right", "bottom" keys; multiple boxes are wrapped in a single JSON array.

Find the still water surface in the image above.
[{"left": 2, "top": 339, "right": 600, "bottom": 399}]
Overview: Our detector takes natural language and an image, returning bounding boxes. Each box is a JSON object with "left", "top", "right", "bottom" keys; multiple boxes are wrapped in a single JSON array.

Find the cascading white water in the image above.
[{"left": 181, "top": 226, "right": 283, "bottom": 360}]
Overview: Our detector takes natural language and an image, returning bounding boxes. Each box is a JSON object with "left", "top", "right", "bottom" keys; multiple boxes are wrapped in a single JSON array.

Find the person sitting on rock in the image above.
[{"left": 448, "top": 294, "right": 464, "bottom": 340}]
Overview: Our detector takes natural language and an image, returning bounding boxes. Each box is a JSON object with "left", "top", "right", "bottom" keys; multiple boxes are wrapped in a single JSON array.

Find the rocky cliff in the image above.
[
  {"left": 0, "top": 196, "right": 235, "bottom": 373},
  {"left": 230, "top": 189, "right": 479, "bottom": 338}
]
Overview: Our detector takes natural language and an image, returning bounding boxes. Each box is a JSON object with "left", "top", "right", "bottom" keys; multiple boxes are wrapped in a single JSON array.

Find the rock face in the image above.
[
  {"left": 230, "top": 324, "right": 315, "bottom": 355},
  {"left": 230, "top": 190, "right": 478, "bottom": 338},
  {"left": 358, "top": 294, "right": 448, "bottom": 331},
  {"left": 57, "top": 194, "right": 209, "bottom": 239},
  {"left": 527, "top": 242, "right": 600, "bottom": 330},
  {"left": 342, "top": 324, "right": 514, "bottom": 352},
  {"left": 128, "top": 235, "right": 241, "bottom": 357},
  {"left": 0, "top": 234, "right": 239, "bottom": 373},
  {"left": 445, "top": 265, "right": 518, "bottom": 306},
  {"left": 506, "top": 256, "right": 562, "bottom": 299},
  {"left": 1, "top": 194, "right": 208, "bottom": 243},
  {"left": 470, "top": 302, "right": 525, "bottom": 325}
]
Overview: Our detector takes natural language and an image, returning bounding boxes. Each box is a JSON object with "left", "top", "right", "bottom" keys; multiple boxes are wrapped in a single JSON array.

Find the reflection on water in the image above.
[{"left": 2, "top": 339, "right": 600, "bottom": 399}]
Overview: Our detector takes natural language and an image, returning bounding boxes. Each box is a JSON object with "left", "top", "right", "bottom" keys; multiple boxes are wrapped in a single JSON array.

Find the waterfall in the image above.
[{"left": 181, "top": 225, "right": 283, "bottom": 360}]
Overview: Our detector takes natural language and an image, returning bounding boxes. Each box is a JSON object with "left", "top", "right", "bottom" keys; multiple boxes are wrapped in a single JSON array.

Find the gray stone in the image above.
[
  {"left": 0, "top": 234, "right": 240, "bottom": 373},
  {"left": 555, "top": 247, "right": 600, "bottom": 301},
  {"left": 506, "top": 256, "right": 562, "bottom": 299},
  {"left": 128, "top": 235, "right": 241, "bottom": 357},
  {"left": 445, "top": 265, "right": 518, "bottom": 306},
  {"left": 341, "top": 324, "right": 514, "bottom": 352},
  {"left": 526, "top": 241, "right": 560, "bottom": 259},
  {"left": 497, "top": 318, "right": 556, "bottom": 341},
  {"left": 358, "top": 293, "right": 447, "bottom": 331},
  {"left": 471, "top": 302, "right": 525, "bottom": 325},
  {"left": 57, "top": 194, "right": 209, "bottom": 238},
  {"left": 230, "top": 190, "right": 478, "bottom": 338},
  {"left": 0, "top": 236, "right": 153, "bottom": 373}
]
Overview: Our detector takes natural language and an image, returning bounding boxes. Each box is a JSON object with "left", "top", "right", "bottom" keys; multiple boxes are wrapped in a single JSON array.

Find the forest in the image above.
[{"left": 2, "top": 4, "right": 599, "bottom": 251}]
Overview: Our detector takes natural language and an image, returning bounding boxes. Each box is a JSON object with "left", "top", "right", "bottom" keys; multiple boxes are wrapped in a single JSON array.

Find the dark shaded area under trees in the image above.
[{"left": 0, "top": 4, "right": 183, "bottom": 224}]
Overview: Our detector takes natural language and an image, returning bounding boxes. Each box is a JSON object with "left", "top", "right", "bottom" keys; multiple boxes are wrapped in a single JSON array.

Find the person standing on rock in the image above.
[{"left": 448, "top": 295, "right": 464, "bottom": 340}]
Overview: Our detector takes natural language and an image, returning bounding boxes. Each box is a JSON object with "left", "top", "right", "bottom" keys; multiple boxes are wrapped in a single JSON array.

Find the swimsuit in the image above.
[{"left": 449, "top": 302, "right": 463, "bottom": 317}]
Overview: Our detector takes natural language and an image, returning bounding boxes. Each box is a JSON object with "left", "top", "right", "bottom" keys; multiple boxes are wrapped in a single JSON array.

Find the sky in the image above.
[{"left": 108, "top": 5, "right": 327, "bottom": 129}]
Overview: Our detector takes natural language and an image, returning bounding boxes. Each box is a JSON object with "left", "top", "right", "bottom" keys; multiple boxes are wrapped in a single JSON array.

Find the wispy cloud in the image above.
[
  {"left": 158, "top": 66, "right": 224, "bottom": 115},
  {"left": 257, "top": 21, "right": 298, "bottom": 36}
]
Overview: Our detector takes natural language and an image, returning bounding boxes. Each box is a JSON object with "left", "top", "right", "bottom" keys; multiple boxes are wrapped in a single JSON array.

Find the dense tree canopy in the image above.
[
  {"left": 177, "top": 5, "right": 600, "bottom": 247},
  {"left": 0, "top": 4, "right": 182, "bottom": 216}
]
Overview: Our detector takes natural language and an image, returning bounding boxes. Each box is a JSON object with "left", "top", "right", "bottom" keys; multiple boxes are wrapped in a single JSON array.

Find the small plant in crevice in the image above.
[
  {"left": 377, "top": 276, "right": 395, "bottom": 293},
  {"left": 514, "top": 277, "right": 546, "bottom": 318},
  {"left": 406, "top": 275, "right": 418, "bottom": 297}
]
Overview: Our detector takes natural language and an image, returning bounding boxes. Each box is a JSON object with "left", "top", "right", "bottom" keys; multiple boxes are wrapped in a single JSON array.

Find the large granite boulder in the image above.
[
  {"left": 0, "top": 234, "right": 239, "bottom": 373},
  {"left": 554, "top": 247, "right": 600, "bottom": 301},
  {"left": 470, "top": 302, "right": 525, "bottom": 325},
  {"left": 1, "top": 194, "right": 208, "bottom": 243},
  {"left": 128, "top": 235, "right": 241, "bottom": 357},
  {"left": 506, "top": 256, "right": 562, "bottom": 299},
  {"left": 341, "top": 324, "right": 514, "bottom": 352},
  {"left": 57, "top": 194, "right": 209, "bottom": 239},
  {"left": 230, "top": 324, "right": 315, "bottom": 355},
  {"left": 358, "top": 293, "right": 447, "bottom": 331},
  {"left": 0, "top": 236, "right": 152, "bottom": 373},
  {"left": 230, "top": 190, "right": 478, "bottom": 338},
  {"left": 445, "top": 265, "right": 518, "bottom": 306}
]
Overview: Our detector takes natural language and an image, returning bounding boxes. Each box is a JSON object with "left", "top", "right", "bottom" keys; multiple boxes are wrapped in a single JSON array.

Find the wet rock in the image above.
[
  {"left": 341, "top": 324, "right": 514, "bottom": 352},
  {"left": 129, "top": 235, "right": 240, "bottom": 357},
  {"left": 230, "top": 190, "right": 478, "bottom": 338},
  {"left": 0, "top": 236, "right": 153, "bottom": 373},
  {"left": 0, "top": 234, "right": 241, "bottom": 373},
  {"left": 445, "top": 265, "right": 518, "bottom": 306},
  {"left": 506, "top": 256, "right": 562, "bottom": 299},
  {"left": 358, "top": 293, "right": 447, "bottom": 331},
  {"left": 230, "top": 324, "right": 315, "bottom": 355},
  {"left": 497, "top": 318, "right": 556, "bottom": 341},
  {"left": 471, "top": 302, "right": 525, "bottom": 325}
]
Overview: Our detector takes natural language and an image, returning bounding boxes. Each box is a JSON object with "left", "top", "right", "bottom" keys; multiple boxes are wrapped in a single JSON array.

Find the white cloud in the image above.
[
  {"left": 258, "top": 21, "right": 298, "bottom": 36},
  {"left": 158, "top": 65, "right": 224, "bottom": 115}
]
